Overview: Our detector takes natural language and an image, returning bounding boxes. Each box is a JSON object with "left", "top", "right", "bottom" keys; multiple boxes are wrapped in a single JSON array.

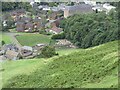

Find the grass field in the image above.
[
  {"left": 1, "top": 41, "right": 118, "bottom": 88},
  {"left": 16, "top": 34, "right": 52, "bottom": 46},
  {"left": 0, "top": 32, "right": 12, "bottom": 44}
]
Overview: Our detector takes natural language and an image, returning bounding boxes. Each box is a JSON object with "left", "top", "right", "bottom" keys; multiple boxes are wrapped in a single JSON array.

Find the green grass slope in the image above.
[{"left": 2, "top": 41, "right": 118, "bottom": 88}]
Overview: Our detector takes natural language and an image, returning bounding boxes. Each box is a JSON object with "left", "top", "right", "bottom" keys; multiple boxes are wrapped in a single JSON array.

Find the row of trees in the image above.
[
  {"left": 59, "top": 10, "right": 118, "bottom": 48},
  {"left": 2, "top": 2, "right": 32, "bottom": 12}
]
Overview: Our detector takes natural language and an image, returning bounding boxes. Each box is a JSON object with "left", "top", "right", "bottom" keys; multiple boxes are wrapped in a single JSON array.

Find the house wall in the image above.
[
  {"left": 64, "top": 5, "right": 93, "bottom": 18},
  {"left": 64, "top": 9, "right": 69, "bottom": 18}
]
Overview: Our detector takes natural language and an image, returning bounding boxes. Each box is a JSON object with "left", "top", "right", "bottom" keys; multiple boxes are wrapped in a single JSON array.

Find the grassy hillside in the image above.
[
  {"left": 16, "top": 34, "right": 52, "bottom": 46},
  {"left": 2, "top": 41, "right": 118, "bottom": 88}
]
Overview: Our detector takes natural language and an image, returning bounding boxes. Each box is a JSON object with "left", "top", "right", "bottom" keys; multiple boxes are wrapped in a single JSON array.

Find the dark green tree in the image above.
[
  {"left": 40, "top": 46, "right": 57, "bottom": 58},
  {"left": 1, "top": 40, "right": 5, "bottom": 46}
]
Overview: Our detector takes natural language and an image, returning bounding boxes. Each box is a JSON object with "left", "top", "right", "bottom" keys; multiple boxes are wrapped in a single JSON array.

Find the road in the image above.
[{"left": 5, "top": 32, "right": 22, "bottom": 49}]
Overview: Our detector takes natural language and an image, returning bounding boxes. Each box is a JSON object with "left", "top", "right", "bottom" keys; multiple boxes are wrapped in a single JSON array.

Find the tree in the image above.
[
  {"left": 40, "top": 46, "right": 57, "bottom": 58},
  {"left": 2, "top": 2, "right": 32, "bottom": 12},
  {"left": 1, "top": 40, "right": 5, "bottom": 46}
]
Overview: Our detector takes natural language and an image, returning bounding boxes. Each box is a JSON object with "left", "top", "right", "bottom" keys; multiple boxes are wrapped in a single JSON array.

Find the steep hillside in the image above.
[{"left": 2, "top": 41, "right": 118, "bottom": 88}]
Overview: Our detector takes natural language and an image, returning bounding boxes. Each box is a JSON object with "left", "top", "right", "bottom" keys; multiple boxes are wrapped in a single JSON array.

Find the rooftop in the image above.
[
  {"left": 21, "top": 46, "right": 33, "bottom": 51},
  {"left": 64, "top": 4, "right": 93, "bottom": 11}
]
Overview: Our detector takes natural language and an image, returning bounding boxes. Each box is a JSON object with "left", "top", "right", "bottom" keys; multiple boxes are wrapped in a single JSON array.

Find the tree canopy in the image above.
[
  {"left": 60, "top": 11, "right": 118, "bottom": 48},
  {"left": 2, "top": 2, "right": 32, "bottom": 12}
]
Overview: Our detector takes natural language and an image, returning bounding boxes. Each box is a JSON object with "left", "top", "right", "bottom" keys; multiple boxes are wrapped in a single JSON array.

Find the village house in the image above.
[
  {"left": 15, "top": 16, "right": 21, "bottom": 22},
  {"left": 45, "top": 19, "right": 63, "bottom": 34},
  {"left": 45, "top": 20, "right": 56, "bottom": 28},
  {"left": 20, "top": 46, "right": 33, "bottom": 58},
  {"left": 57, "top": 3, "right": 66, "bottom": 10},
  {"left": 33, "top": 17, "right": 42, "bottom": 31},
  {"left": 11, "top": 9, "right": 26, "bottom": 21},
  {"left": 48, "top": 10, "right": 64, "bottom": 20},
  {"left": 84, "top": 0, "right": 96, "bottom": 6},
  {"left": 2, "top": 20, "right": 7, "bottom": 27},
  {"left": 92, "top": 4, "right": 106, "bottom": 12},
  {"left": 1, "top": 44, "right": 19, "bottom": 52},
  {"left": 2, "top": 14, "right": 12, "bottom": 27},
  {"left": 63, "top": 4, "right": 93, "bottom": 18},
  {"left": 16, "top": 21, "right": 25, "bottom": 32},
  {"left": 92, "top": 3, "right": 116, "bottom": 14},
  {"left": 15, "top": 14, "right": 44, "bottom": 32},
  {"left": 25, "top": 22, "right": 34, "bottom": 32},
  {"left": 103, "top": 3, "right": 116, "bottom": 11},
  {"left": 48, "top": 27, "right": 63, "bottom": 34},
  {"left": 51, "top": 7, "right": 60, "bottom": 12},
  {"left": 21, "top": 16, "right": 32, "bottom": 23},
  {"left": 43, "top": 6, "right": 51, "bottom": 11},
  {"left": 0, "top": 43, "right": 47, "bottom": 60},
  {"left": 5, "top": 50, "right": 20, "bottom": 60},
  {"left": 0, "top": 44, "right": 20, "bottom": 60},
  {"left": 48, "top": 12, "right": 58, "bottom": 20}
]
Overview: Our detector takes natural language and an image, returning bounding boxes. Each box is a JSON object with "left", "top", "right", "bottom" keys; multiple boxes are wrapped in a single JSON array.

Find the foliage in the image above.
[
  {"left": 1, "top": 40, "right": 5, "bottom": 46},
  {"left": 60, "top": 11, "right": 118, "bottom": 48},
  {"left": 51, "top": 33, "right": 65, "bottom": 39},
  {"left": 59, "top": 18, "right": 66, "bottom": 28},
  {"left": 67, "top": 2, "right": 75, "bottom": 6},
  {"left": 39, "top": 29, "right": 47, "bottom": 35},
  {"left": 49, "top": 2, "right": 59, "bottom": 7},
  {"left": 2, "top": 18, "right": 15, "bottom": 32},
  {"left": 2, "top": 2, "right": 32, "bottom": 12},
  {"left": 39, "top": 29, "right": 51, "bottom": 35},
  {"left": 40, "top": 46, "right": 57, "bottom": 58},
  {"left": 3, "top": 41, "right": 118, "bottom": 88}
]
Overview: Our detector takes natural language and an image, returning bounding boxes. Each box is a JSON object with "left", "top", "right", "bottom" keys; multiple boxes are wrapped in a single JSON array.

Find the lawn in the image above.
[
  {"left": 16, "top": 34, "right": 52, "bottom": 46},
  {"left": 0, "top": 32, "right": 12, "bottom": 44}
]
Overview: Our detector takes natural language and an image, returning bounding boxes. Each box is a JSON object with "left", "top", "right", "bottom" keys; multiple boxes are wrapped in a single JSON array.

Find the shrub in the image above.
[
  {"left": 1, "top": 40, "right": 5, "bottom": 46},
  {"left": 51, "top": 33, "right": 65, "bottom": 39},
  {"left": 40, "top": 46, "right": 58, "bottom": 58},
  {"left": 39, "top": 30, "right": 47, "bottom": 35}
]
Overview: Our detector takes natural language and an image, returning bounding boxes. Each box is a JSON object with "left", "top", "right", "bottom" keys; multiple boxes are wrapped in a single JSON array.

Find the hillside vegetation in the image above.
[
  {"left": 60, "top": 11, "right": 118, "bottom": 48},
  {"left": 2, "top": 41, "right": 118, "bottom": 88}
]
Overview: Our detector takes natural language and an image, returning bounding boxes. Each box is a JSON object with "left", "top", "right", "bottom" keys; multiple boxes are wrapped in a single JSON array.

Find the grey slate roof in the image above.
[
  {"left": 2, "top": 44, "right": 18, "bottom": 52},
  {"left": 21, "top": 46, "right": 33, "bottom": 51},
  {"left": 65, "top": 4, "right": 93, "bottom": 12}
]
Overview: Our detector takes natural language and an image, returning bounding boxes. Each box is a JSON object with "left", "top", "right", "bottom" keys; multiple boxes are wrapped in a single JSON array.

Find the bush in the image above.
[
  {"left": 51, "top": 33, "right": 65, "bottom": 39},
  {"left": 1, "top": 40, "right": 5, "bottom": 46},
  {"left": 39, "top": 30, "right": 47, "bottom": 35},
  {"left": 40, "top": 46, "right": 58, "bottom": 58}
]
